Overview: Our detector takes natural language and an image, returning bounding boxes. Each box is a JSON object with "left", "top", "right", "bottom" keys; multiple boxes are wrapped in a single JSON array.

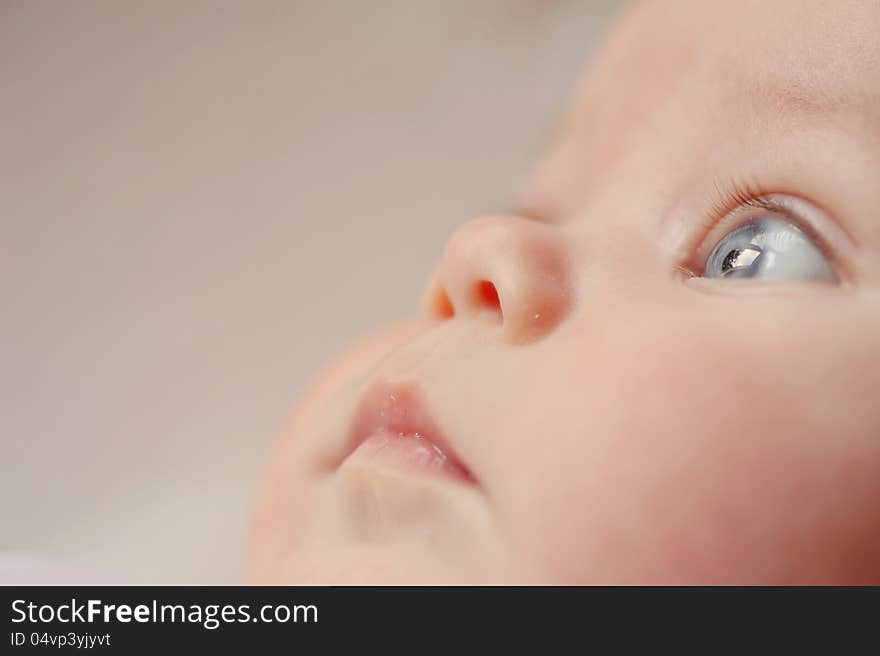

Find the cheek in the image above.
[{"left": 506, "top": 303, "right": 880, "bottom": 583}]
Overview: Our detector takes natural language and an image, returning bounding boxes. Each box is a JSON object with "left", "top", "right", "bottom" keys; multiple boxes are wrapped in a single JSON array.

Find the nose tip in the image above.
[{"left": 421, "top": 215, "right": 573, "bottom": 344}]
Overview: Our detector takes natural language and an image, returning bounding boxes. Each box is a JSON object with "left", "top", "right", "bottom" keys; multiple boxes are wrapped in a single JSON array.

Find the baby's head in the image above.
[{"left": 250, "top": 0, "right": 880, "bottom": 583}]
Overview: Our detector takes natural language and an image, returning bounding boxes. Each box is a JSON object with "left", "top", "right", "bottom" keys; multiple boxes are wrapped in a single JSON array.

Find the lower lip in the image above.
[{"left": 347, "top": 429, "right": 474, "bottom": 482}]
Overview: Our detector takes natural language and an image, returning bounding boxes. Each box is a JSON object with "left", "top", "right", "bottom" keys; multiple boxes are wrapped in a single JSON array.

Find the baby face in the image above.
[{"left": 250, "top": 0, "right": 880, "bottom": 583}]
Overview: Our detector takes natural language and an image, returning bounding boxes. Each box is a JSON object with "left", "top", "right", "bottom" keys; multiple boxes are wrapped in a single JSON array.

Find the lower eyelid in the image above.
[{"left": 682, "top": 276, "right": 850, "bottom": 295}]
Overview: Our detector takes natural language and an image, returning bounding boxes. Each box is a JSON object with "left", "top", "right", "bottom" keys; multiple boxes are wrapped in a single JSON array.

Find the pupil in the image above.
[{"left": 721, "top": 248, "right": 742, "bottom": 274}]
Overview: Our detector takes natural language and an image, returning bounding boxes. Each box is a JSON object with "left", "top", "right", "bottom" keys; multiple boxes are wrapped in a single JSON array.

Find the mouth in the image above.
[{"left": 341, "top": 378, "right": 475, "bottom": 484}]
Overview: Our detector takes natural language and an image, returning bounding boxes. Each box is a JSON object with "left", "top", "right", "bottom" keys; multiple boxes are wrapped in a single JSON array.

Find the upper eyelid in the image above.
[{"left": 708, "top": 179, "right": 768, "bottom": 219}]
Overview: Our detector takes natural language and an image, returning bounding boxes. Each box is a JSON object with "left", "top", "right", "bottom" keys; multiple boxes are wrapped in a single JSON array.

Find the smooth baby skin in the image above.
[{"left": 250, "top": 0, "right": 880, "bottom": 584}]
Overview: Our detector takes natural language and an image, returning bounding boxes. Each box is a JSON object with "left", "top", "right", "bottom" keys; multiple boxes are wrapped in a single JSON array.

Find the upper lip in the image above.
[{"left": 341, "top": 377, "right": 475, "bottom": 482}]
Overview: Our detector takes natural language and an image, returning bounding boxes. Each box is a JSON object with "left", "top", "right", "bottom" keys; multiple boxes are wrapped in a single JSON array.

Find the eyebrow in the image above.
[
  {"left": 754, "top": 81, "right": 845, "bottom": 124},
  {"left": 752, "top": 67, "right": 880, "bottom": 136}
]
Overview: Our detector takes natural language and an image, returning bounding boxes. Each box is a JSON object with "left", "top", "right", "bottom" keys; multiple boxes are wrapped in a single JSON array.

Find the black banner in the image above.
[{"left": 1, "top": 586, "right": 876, "bottom": 651}]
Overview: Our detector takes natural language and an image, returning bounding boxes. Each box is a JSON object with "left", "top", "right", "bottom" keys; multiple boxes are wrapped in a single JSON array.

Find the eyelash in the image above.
[
  {"left": 709, "top": 179, "right": 770, "bottom": 221},
  {"left": 681, "top": 179, "right": 841, "bottom": 279}
]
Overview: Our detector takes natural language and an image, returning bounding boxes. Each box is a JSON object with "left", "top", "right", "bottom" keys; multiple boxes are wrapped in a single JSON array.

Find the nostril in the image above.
[
  {"left": 474, "top": 280, "right": 501, "bottom": 313},
  {"left": 429, "top": 287, "right": 455, "bottom": 319},
  {"left": 427, "top": 214, "right": 571, "bottom": 342}
]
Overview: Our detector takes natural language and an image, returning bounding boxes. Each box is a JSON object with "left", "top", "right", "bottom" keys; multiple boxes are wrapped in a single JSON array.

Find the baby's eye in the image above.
[{"left": 703, "top": 216, "right": 837, "bottom": 282}]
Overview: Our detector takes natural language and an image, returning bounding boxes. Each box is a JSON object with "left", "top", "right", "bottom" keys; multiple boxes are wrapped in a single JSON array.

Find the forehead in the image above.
[
  {"left": 606, "top": 0, "right": 880, "bottom": 111},
  {"left": 522, "top": 0, "right": 880, "bottom": 219}
]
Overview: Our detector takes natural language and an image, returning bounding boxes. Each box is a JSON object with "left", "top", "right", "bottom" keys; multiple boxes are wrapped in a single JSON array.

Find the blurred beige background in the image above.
[{"left": 1, "top": 1, "right": 619, "bottom": 582}]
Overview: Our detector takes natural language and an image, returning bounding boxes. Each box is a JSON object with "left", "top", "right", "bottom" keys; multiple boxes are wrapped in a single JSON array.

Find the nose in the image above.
[{"left": 421, "top": 215, "right": 573, "bottom": 344}]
